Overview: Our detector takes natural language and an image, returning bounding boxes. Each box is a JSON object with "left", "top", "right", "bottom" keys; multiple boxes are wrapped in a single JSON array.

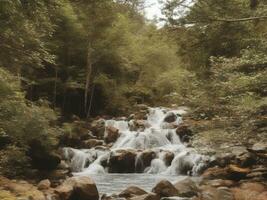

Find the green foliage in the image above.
[{"left": 0, "top": 68, "right": 59, "bottom": 177}]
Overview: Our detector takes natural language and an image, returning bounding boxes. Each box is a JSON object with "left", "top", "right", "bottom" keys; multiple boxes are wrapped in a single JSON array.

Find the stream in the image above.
[{"left": 63, "top": 107, "right": 209, "bottom": 194}]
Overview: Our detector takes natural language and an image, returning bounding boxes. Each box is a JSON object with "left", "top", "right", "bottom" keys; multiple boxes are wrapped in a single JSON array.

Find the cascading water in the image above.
[{"left": 62, "top": 107, "right": 209, "bottom": 194}]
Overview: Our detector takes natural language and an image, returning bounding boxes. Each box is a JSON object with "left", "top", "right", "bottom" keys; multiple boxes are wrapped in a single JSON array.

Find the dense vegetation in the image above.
[{"left": 0, "top": 0, "right": 266, "bottom": 177}]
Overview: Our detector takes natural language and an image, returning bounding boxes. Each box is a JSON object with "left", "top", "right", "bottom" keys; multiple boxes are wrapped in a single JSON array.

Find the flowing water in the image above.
[{"left": 63, "top": 107, "right": 209, "bottom": 194}]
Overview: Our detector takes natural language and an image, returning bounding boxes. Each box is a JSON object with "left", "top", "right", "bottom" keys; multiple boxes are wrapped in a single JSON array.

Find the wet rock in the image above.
[
  {"left": 199, "top": 186, "right": 234, "bottom": 200},
  {"left": 119, "top": 186, "right": 147, "bottom": 198},
  {"left": 176, "top": 124, "right": 193, "bottom": 143},
  {"left": 130, "top": 120, "right": 150, "bottom": 131},
  {"left": 82, "top": 139, "right": 104, "bottom": 148},
  {"left": 90, "top": 118, "right": 106, "bottom": 139},
  {"left": 164, "top": 112, "right": 177, "bottom": 123},
  {"left": 231, "top": 182, "right": 267, "bottom": 200},
  {"left": 108, "top": 150, "right": 137, "bottom": 173},
  {"left": 152, "top": 180, "right": 179, "bottom": 197},
  {"left": 129, "top": 193, "right": 160, "bottom": 200},
  {"left": 55, "top": 176, "right": 99, "bottom": 200},
  {"left": 164, "top": 151, "right": 174, "bottom": 166},
  {"left": 136, "top": 150, "right": 157, "bottom": 172},
  {"left": 37, "top": 179, "right": 51, "bottom": 190},
  {"left": 104, "top": 126, "right": 120, "bottom": 144},
  {"left": 174, "top": 178, "right": 199, "bottom": 198}
]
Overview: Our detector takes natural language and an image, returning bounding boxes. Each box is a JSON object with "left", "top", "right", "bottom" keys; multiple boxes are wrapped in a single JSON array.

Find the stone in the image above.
[
  {"left": 82, "top": 139, "right": 104, "bottom": 148},
  {"left": 37, "top": 179, "right": 51, "bottom": 190},
  {"left": 200, "top": 186, "right": 234, "bottom": 200},
  {"left": 108, "top": 149, "right": 137, "bottom": 173},
  {"left": 231, "top": 182, "right": 267, "bottom": 200},
  {"left": 164, "top": 151, "right": 175, "bottom": 166},
  {"left": 164, "top": 112, "right": 177, "bottom": 123},
  {"left": 175, "top": 124, "right": 193, "bottom": 143},
  {"left": 90, "top": 118, "right": 106, "bottom": 139},
  {"left": 135, "top": 150, "right": 157, "bottom": 172},
  {"left": 174, "top": 178, "right": 199, "bottom": 198},
  {"left": 251, "top": 143, "right": 267, "bottom": 153},
  {"left": 202, "top": 165, "right": 250, "bottom": 181},
  {"left": 55, "top": 176, "right": 99, "bottom": 200},
  {"left": 104, "top": 126, "right": 120, "bottom": 144},
  {"left": 119, "top": 186, "right": 147, "bottom": 198},
  {"left": 129, "top": 193, "right": 160, "bottom": 200},
  {"left": 0, "top": 176, "right": 46, "bottom": 200},
  {"left": 152, "top": 180, "right": 179, "bottom": 197}
]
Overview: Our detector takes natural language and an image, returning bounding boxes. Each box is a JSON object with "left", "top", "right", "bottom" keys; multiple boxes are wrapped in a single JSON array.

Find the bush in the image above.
[{"left": 0, "top": 68, "right": 59, "bottom": 177}]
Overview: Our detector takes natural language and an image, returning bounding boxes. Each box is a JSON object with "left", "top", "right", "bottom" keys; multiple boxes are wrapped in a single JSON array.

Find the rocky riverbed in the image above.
[{"left": 0, "top": 105, "right": 266, "bottom": 200}]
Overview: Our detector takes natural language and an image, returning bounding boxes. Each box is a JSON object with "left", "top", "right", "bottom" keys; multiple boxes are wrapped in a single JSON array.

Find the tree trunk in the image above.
[{"left": 84, "top": 41, "right": 93, "bottom": 117}]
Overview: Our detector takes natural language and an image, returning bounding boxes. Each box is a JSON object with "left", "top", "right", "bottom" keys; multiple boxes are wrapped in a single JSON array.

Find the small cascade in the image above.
[{"left": 63, "top": 107, "right": 209, "bottom": 176}]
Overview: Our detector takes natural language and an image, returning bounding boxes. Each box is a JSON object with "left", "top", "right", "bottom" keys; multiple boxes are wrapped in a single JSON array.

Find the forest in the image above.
[{"left": 0, "top": 0, "right": 266, "bottom": 200}]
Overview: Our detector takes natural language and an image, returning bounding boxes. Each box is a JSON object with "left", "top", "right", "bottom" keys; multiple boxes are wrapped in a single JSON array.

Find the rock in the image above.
[
  {"left": 46, "top": 169, "right": 70, "bottom": 180},
  {"left": 129, "top": 193, "right": 160, "bottom": 200},
  {"left": 0, "top": 176, "right": 46, "bottom": 200},
  {"left": 37, "top": 179, "right": 51, "bottom": 190},
  {"left": 55, "top": 176, "right": 99, "bottom": 200},
  {"left": 202, "top": 179, "right": 235, "bottom": 188},
  {"left": 104, "top": 126, "right": 120, "bottom": 144},
  {"left": 130, "top": 120, "right": 150, "bottom": 131},
  {"left": 90, "top": 118, "right": 106, "bottom": 139},
  {"left": 119, "top": 186, "right": 147, "bottom": 198},
  {"left": 108, "top": 149, "right": 137, "bottom": 173},
  {"left": 164, "top": 112, "right": 177, "bottom": 123},
  {"left": 231, "top": 182, "right": 267, "bottom": 200},
  {"left": 202, "top": 165, "right": 250, "bottom": 181},
  {"left": 250, "top": 142, "right": 267, "bottom": 153},
  {"left": 152, "top": 180, "right": 179, "bottom": 197},
  {"left": 228, "top": 164, "right": 251, "bottom": 180},
  {"left": 174, "top": 178, "right": 199, "bottom": 198},
  {"left": 164, "top": 151, "right": 174, "bottom": 166},
  {"left": 176, "top": 124, "right": 193, "bottom": 143},
  {"left": 82, "top": 139, "right": 104, "bottom": 148},
  {"left": 200, "top": 186, "right": 234, "bottom": 200},
  {"left": 136, "top": 150, "right": 157, "bottom": 172}
]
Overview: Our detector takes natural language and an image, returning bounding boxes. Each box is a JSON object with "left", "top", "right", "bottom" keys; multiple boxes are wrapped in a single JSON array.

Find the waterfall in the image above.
[{"left": 63, "top": 107, "right": 209, "bottom": 176}]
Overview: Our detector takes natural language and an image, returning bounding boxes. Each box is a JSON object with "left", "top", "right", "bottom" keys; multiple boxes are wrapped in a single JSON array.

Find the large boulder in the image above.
[
  {"left": 55, "top": 176, "right": 99, "bottom": 200},
  {"left": 108, "top": 150, "right": 137, "bottom": 173},
  {"left": 152, "top": 180, "right": 179, "bottom": 197},
  {"left": 104, "top": 126, "right": 120, "bottom": 144},
  {"left": 174, "top": 178, "right": 199, "bottom": 198},
  {"left": 119, "top": 186, "right": 147, "bottom": 198}
]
